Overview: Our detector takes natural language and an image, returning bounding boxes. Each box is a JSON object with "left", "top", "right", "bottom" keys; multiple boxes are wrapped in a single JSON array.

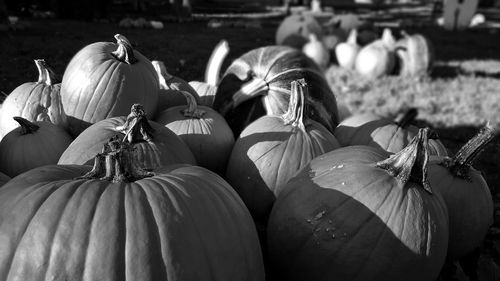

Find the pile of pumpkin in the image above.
[
  {"left": 276, "top": 12, "right": 434, "bottom": 79},
  {"left": 0, "top": 32, "right": 496, "bottom": 281}
]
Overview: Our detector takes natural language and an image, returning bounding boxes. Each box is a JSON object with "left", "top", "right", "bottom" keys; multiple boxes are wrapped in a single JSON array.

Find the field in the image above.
[{"left": 0, "top": 5, "right": 499, "bottom": 279}]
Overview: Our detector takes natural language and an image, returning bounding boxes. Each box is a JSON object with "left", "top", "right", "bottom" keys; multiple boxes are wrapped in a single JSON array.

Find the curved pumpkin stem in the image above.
[
  {"left": 282, "top": 79, "right": 307, "bottom": 130},
  {"left": 205, "top": 39, "right": 230, "bottom": 86},
  {"left": 13, "top": 117, "right": 39, "bottom": 135},
  {"left": 231, "top": 71, "right": 269, "bottom": 107},
  {"left": 112, "top": 34, "right": 138, "bottom": 64},
  {"left": 394, "top": 107, "right": 418, "bottom": 129},
  {"left": 152, "top": 60, "right": 174, "bottom": 89},
  {"left": 441, "top": 121, "right": 498, "bottom": 180},
  {"left": 181, "top": 91, "right": 206, "bottom": 118},
  {"left": 34, "top": 59, "right": 60, "bottom": 85},
  {"left": 115, "top": 104, "right": 155, "bottom": 143},
  {"left": 376, "top": 128, "right": 432, "bottom": 194}
]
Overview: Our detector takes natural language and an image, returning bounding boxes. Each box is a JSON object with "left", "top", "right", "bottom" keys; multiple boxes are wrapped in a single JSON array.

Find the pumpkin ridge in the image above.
[
  {"left": 261, "top": 48, "right": 295, "bottom": 79},
  {"left": 20, "top": 84, "right": 41, "bottom": 118},
  {"left": 266, "top": 67, "right": 322, "bottom": 84},
  {"left": 87, "top": 61, "right": 121, "bottom": 121}
]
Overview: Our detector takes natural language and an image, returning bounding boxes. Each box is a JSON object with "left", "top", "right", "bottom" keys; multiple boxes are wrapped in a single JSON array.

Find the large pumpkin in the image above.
[
  {"left": 0, "top": 59, "right": 68, "bottom": 139},
  {"left": 225, "top": 79, "right": 340, "bottom": 222},
  {"left": 0, "top": 139, "right": 265, "bottom": 281},
  {"left": 60, "top": 34, "right": 159, "bottom": 137},
  {"left": 267, "top": 129, "right": 449, "bottom": 281},
  {"left": 428, "top": 122, "right": 495, "bottom": 259},
  {"left": 0, "top": 117, "right": 73, "bottom": 177},
  {"left": 212, "top": 45, "right": 339, "bottom": 137},
  {"left": 58, "top": 104, "right": 196, "bottom": 170}
]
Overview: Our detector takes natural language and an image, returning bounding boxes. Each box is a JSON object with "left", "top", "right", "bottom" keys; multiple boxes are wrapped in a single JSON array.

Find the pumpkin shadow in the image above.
[
  {"left": 267, "top": 180, "right": 447, "bottom": 281},
  {"left": 431, "top": 64, "right": 462, "bottom": 79}
]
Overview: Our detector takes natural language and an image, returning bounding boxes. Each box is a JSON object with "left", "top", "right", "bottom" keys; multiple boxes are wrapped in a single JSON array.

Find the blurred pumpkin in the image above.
[
  {"left": 335, "top": 29, "right": 361, "bottom": 70},
  {"left": 354, "top": 28, "right": 397, "bottom": 79},
  {"left": 302, "top": 34, "right": 331, "bottom": 70},
  {"left": 275, "top": 14, "right": 324, "bottom": 49},
  {"left": 395, "top": 31, "right": 435, "bottom": 78}
]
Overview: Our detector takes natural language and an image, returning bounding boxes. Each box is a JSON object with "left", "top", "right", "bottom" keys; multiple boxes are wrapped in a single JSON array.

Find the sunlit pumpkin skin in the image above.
[
  {"left": 334, "top": 109, "right": 448, "bottom": 155},
  {"left": 60, "top": 34, "right": 159, "bottom": 137},
  {"left": 59, "top": 105, "right": 196, "bottom": 170},
  {"left": 189, "top": 81, "right": 218, "bottom": 107},
  {"left": 275, "top": 14, "right": 324, "bottom": 49},
  {"left": 152, "top": 60, "right": 200, "bottom": 113},
  {"left": 213, "top": 45, "right": 339, "bottom": 137},
  {"left": 0, "top": 140, "right": 265, "bottom": 281},
  {"left": 395, "top": 31, "right": 435, "bottom": 78},
  {"left": 0, "top": 117, "right": 73, "bottom": 177},
  {"left": 0, "top": 59, "right": 68, "bottom": 139},
  {"left": 268, "top": 129, "right": 449, "bottom": 281},
  {"left": 428, "top": 123, "right": 495, "bottom": 259},
  {"left": 155, "top": 92, "right": 234, "bottom": 175},
  {"left": 225, "top": 80, "right": 340, "bottom": 222}
]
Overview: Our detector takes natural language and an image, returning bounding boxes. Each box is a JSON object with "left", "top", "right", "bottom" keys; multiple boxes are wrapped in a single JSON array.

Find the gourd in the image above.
[
  {"left": 302, "top": 34, "right": 331, "bottom": 70},
  {"left": 225, "top": 79, "right": 340, "bottom": 222},
  {"left": 395, "top": 31, "right": 435, "bottom": 78},
  {"left": 0, "top": 137, "right": 265, "bottom": 281},
  {"left": 354, "top": 28, "right": 396, "bottom": 79},
  {"left": 58, "top": 104, "right": 196, "bottom": 170},
  {"left": 429, "top": 122, "right": 496, "bottom": 259},
  {"left": 0, "top": 59, "right": 68, "bottom": 139},
  {"left": 267, "top": 129, "right": 449, "bottom": 281},
  {"left": 335, "top": 29, "right": 361, "bottom": 70},
  {"left": 60, "top": 34, "right": 159, "bottom": 137},
  {"left": 212, "top": 45, "right": 339, "bottom": 137}
]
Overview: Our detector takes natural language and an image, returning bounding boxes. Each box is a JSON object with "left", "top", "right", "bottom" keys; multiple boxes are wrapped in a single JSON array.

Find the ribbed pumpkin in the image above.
[
  {"left": 0, "top": 138, "right": 265, "bottom": 281},
  {"left": 267, "top": 129, "right": 449, "bottom": 281},
  {"left": 354, "top": 28, "right": 396, "bottom": 79},
  {"left": 0, "top": 117, "right": 73, "bottom": 177},
  {"left": 60, "top": 34, "right": 159, "bottom": 137},
  {"left": 428, "top": 122, "right": 496, "bottom": 259},
  {"left": 395, "top": 31, "right": 434, "bottom": 78},
  {"left": 225, "top": 80, "right": 340, "bottom": 222},
  {"left": 275, "top": 14, "right": 324, "bottom": 49},
  {"left": 58, "top": 104, "right": 196, "bottom": 170},
  {"left": 155, "top": 91, "right": 234, "bottom": 175},
  {"left": 0, "top": 59, "right": 68, "bottom": 139},
  {"left": 152, "top": 60, "right": 199, "bottom": 113},
  {"left": 334, "top": 109, "right": 449, "bottom": 155},
  {"left": 212, "top": 45, "right": 339, "bottom": 137}
]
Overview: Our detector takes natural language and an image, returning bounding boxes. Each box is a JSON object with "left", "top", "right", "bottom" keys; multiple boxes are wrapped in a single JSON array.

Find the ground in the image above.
[{"left": 0, "top": 4, "right": 500, "bottom": 280}]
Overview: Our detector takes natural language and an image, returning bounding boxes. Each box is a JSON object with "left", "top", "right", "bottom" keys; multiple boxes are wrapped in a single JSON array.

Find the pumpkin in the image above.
[
  {"left": 58, "top": 104, "right": 196, "bottom": 170},
  {"left": 395, "top": 31, "right": 435, "bottom": 78},
  {"left": 225, "top": 79, "right": 340, "bottom": 223},
  {"left": 302, "top": 34, "right": 331, "bottom": 70},
  {"left": 267, "top": 128, "right": 449, "bottom": 281},
  {"left": 212, "top": 45, "right": 339, "bottom": 137},
  {"left": 0, "top": 171, "right": 10, "bottom": 187},
  {"left": 0, "top": 59, "right": 68, "bottom": 139},
  {"left": 354, "top": 28, "right": 396, "bottom": 79},
  {"left": 335, "top": 28, "right": 361, "bottom": 70},
  {"left": 275, "top": 14, "right": 324, "bottom": 49},
  {"left": 188, "top": 40, "right": 230, "bottom": 107},
  {"left": 0, "top": 138, "right": 265, "bottom": 281},
  {"left": 152, "top": 60, "right": 199, "bottom": 112},
  {"left": 0, "top": 117, "right": 73, "bottom": 177},
  {"left": 154, "top": 91, "right": 234, "bottom": 175},
  {"left": 60, "top": 34, "right": 159, "bottom": 137},
  {"left": 334, "top": 108, "right": 449, "bottom": 155},
  {"left": 428, "top": 122, "right": 496, "bottom": 259}
]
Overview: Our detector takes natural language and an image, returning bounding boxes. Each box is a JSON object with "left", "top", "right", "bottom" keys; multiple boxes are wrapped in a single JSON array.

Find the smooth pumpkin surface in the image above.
[
  {"left": 268, "top": 129, "right": 449, "bottom": 281},
  {"left": 212, "top": 45, "right": 339, "bottom": 137},
  {"left": 0, "top": 141, "right": 265, "bottom": 281},
  {"left": 60, "top": 34, "right": 159, "bottom": 136}
]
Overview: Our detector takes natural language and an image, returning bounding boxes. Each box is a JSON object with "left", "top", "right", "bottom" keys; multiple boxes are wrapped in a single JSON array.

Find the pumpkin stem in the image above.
[
  {"left": 282, "top": 79, "right": 308, "bottom": 130},
  {"left": 181, "top": 91, "right": 206, "bottom": 118},
  {"left": 205, "top": 39, "right": 230, "bottom": 86},
  {"left": 13, "top": 117, "right": 40, "bottom": 135},
  {"left": 111, "top": 34, "right": 138, "bottom": 64},
  {"left": 152, "top": 60, "right": 174, "bottom": 89},
  {"left": 376, "top": 128, "right": 432, "bottom": 194},
  {"left": 231, "top": 71, "right": 269, "bottom": 107},
  {"left": 394, "top": 107, "right": 418, "bottom": 129},
  {"left": 346, "top": 29, "right": 358, "bottom": 45},
  {"left": 115, "top": 104, "right": 155, "bottom": 143},
  {"left": 381, "top": 28, "right": 396, "bottom": 50},
  {"left": 34, "top": 59, "right": 59, "bottom": 85},
  {"left": 441, "top": 121, "right": 497, "bottom": 180}
]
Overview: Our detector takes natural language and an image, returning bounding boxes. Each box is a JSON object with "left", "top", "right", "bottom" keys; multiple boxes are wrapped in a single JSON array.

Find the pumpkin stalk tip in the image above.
[
  {"left": 232, "top": 74, "right": 269, "bottom": 106},
  {"left": 111, "top": 34, "right": 138, "bottom": 64},
  {"left": 115, "top": 104, "right": 155, "bottom": 144},
  {"left": 152, "top": 60, "right": 173, "bottom": 89},
  {"left": 282, "top": 79, "right": 308, "bottom": 130},
  {"left": 13, "top": 117, "right": 40, "bottom": 135},
  {"left": 376, "top": 128, "right": 432, "bottom": 193},
  {"left": 34, "top": 59, "right": 58, "bottom": 85},
  {"left": 181, "top": 91, "right": 206, "bottom": 118}
]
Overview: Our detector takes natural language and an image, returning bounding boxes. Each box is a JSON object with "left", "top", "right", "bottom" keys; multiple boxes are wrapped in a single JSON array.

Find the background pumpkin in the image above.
[
  {"left": 267, "top": 129, "right": 449, "bottom": 281},
  {"left": 302, "top": 34, "right": 331, "bottom": 70},
  {"left": 354, "top": 28, "right": 397, "bottom": 79},
  {"left": 0, "top": 117, "right": 73, "bottom": 177},
  {"left": 212, "top": 45, "right": 339, "bottom": 137},
  {"left": 0, "top": 138, "right": 265, "bottom": 281},
  {"left": 275, "top": 13, "right": 324, "bottom": 49},
  {"left": 60, "top": 34, "right": 159, "bottom": 137},
  {"left": 58, "top": 104, "right": 196, "bottom": 170},
  {"left": 395, "top": 31, "right": 435, "bottom": 78},
  {"left": 0, "top": 59, "right": 68, "bottom": 139}
]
